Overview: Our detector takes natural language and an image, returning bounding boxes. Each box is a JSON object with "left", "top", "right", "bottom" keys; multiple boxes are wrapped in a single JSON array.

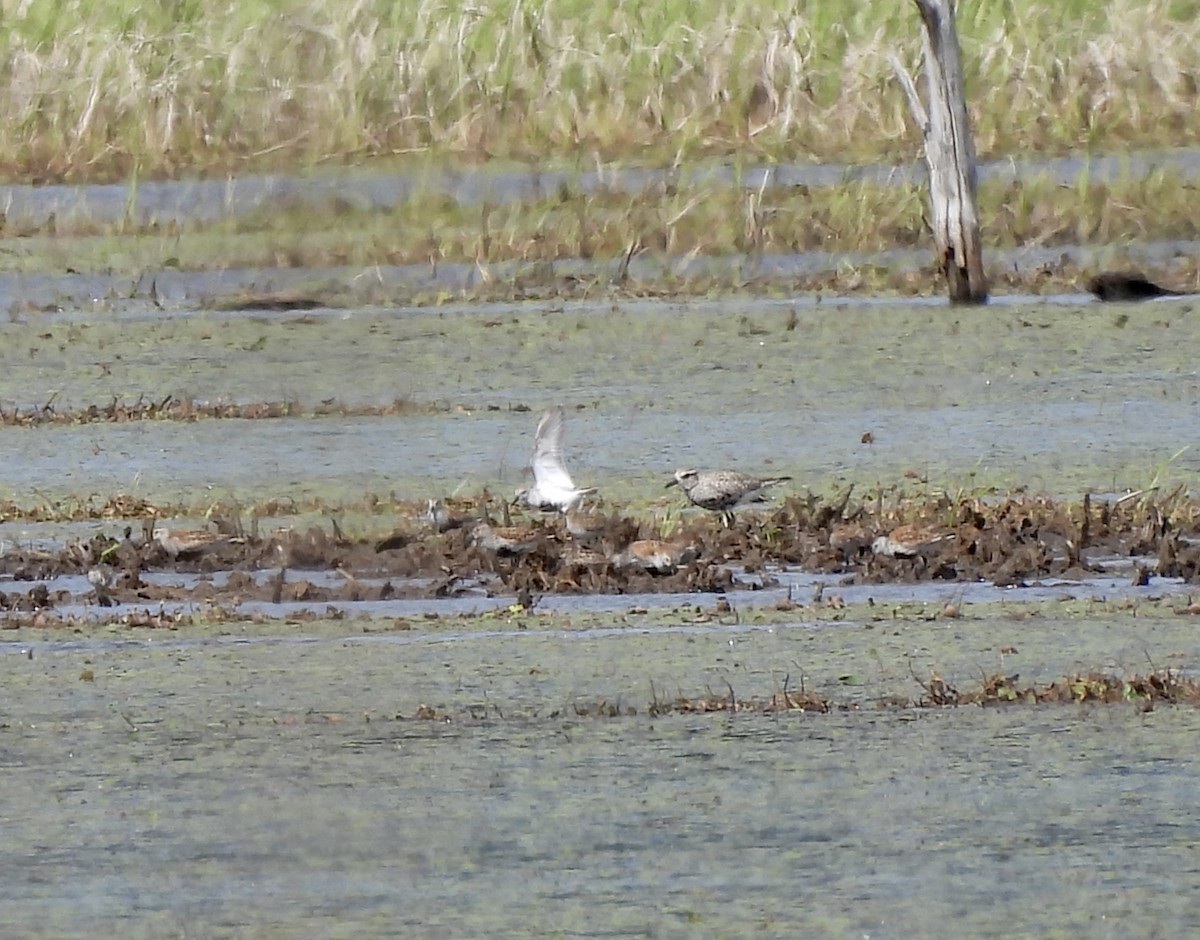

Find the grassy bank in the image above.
[
  {"left": 0, "top": 0, "right": 1197, "bottom": 182},
  {"left": 3, "top": 169, "right": 1197, "bottom": 303}
]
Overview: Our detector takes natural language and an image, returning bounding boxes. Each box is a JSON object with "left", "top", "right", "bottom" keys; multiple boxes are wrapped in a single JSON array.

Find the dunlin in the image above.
[
  {"left": 563, "top": 504, "right": 609, "bottom": 545},
  {"left": 472, "top": 521, "right": 544, "bottom": 557},
  {"left": 152, "top": 525, "right": 234, "bottom": 559},
  {"left": 666, "top": 468, "right": 791, "bottom": 526},
  {"left": 514, "top": 407, "right": 597, "bottom": 512},
  {"left": 871, "top": 523, "right": 953, "bottom": 559},
  {"left": 611, "top": 539, "right": 699, "bottom": 575}
]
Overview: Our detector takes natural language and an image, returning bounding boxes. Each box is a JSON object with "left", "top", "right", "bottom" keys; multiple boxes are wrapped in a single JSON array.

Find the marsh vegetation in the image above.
[
  {"left": 3, "top": 0, "right": 1198, "bottom": 180},
  {"left": 2, "top": 0, "right": 1198, "bottom": 301},
  {"left": 3, "top": 7, "right": 1200, "bottom": 933}
]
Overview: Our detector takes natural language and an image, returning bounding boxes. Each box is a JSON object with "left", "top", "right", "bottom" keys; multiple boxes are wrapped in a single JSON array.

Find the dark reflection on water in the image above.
[{"left": 2, "top": 239, "right": 1196, "bottom": 318}]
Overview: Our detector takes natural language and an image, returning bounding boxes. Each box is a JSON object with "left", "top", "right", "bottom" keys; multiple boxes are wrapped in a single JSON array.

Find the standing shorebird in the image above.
[
  {"left": 666, "top": 468, "right": 791, "bottom": 526},
  {"left": 426, "top": 498, "right": 471, "bottom": 533},
  {"left": 610, "top": 538, "right": 700, "bottom": 575},
  {"left": 871, "top": 523, "right": 953, "bottom": 559},
  {"left": 514, "top": 406, "right": 597, "bottom": 512},
  {"left": 472, "top": 521, "right": 544, "bottom": 557},
  {"left": 152, "top": 523, "right": 235, "bottom": 559},
  {"left": 562, "top": 504, "right": 609, "bottom": 546}
]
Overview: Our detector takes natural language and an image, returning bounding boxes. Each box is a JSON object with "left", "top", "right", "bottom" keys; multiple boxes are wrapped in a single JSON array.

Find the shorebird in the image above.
[
  {"left": 666, "top": 468, "right": 791, "bottom": 526},
  {"left": 427, "top": 498, "right": 471, "bottom": 533},
  {"left": 152, "top": 524, "right": 235, "bottom": 559},
  {"left": 514, "top": 407, "right": 597, "bottom": 512},
  {"left": 829, "top": 522, "right": 872, "bottom": 563},
  {"left": 611, "top": 539, "right": 699, "bottom": 575},
  {"left": 871, "top": 523, "right": 953, "bottom": 559},
  {"left": 468, "top": 494, "right": 546, "bottom": 557},
  {"left": 562, "top": 504, "right": 609, "bottom": 546},
  {"left": 472, "top": 521, "right": 544, "bottom": 557}
]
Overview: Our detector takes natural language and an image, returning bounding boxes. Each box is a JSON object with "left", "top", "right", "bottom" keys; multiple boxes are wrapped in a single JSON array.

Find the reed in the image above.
[{"left": 0, "top": 0, "right": 1196, "bottom": 181}]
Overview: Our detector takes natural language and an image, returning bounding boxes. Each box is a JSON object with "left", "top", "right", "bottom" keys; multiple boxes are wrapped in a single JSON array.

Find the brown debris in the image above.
[
  {"left": 913, "top": 668, "right": 1200, "bottom": 708},
  {"left": 1, "top": 488, "right": 1199, "bottom": 621}
]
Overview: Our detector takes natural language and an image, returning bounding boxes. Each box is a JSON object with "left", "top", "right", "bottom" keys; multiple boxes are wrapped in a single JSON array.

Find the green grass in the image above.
[
  {"left": 4, "top": 172, "right": 1196, "bottom": 280},
  {"left": 0, "top": 0, "right": 1197, "bottom": 182}
]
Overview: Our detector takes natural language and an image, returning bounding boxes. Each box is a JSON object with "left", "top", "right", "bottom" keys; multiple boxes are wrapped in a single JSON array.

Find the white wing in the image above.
[{"left": 530, "top": 407, "right": 577, "bottom": 491}]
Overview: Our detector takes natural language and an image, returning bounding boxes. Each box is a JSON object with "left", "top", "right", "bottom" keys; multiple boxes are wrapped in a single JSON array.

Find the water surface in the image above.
[
  {"left": 1, "top": 298, "right": 1196, "bottom": 503},
  {"left": 3, "top": 613, "right": 1198, "bottom": 937}
]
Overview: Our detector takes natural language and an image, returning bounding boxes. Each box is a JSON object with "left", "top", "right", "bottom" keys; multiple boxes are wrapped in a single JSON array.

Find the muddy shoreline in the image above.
[{"left": 0, "top": 484, "right": 1196, "bottom": 632}]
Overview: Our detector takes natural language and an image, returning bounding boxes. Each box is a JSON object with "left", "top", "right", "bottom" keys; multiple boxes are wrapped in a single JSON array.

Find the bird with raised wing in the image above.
[{"left": 514, "top": 406, "right": 597, "bottom": 512}]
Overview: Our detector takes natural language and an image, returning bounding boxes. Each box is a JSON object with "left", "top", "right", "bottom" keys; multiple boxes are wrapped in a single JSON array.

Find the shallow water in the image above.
[
  {"left": 18, "top": 556, "right": 1194, "bottom": 626},
  {"left": 2, "top": 237, "right": 1197, "bottom": 318},
  {"left": 1, "top": 296, "right": 1197, "bottom": 504},
  {"left": 3, "top": 148, "right": 1198, "bottom": 227},
  {"left": 4, "top": 614, "right": 1200, "bottom": 937},
  {"left": 2, "top": 168, "right": 1199, "bottom": 935},
  {"left": 2, "top": 147, "right": 1198, "bottom": 317}
]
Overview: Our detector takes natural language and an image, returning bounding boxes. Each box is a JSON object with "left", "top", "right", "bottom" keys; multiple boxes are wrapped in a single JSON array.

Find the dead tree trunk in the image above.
[{"left": 893, "top": 0, "right": 987, "bottom": 304}]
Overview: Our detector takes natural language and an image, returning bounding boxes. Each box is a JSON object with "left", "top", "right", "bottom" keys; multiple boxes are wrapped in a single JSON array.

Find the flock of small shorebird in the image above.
[
  {"left": 148, "top": 405, "right": 947, "bottom": 577},
  {"left": 427, "top": 406, "right": 956, "bottom": 572},
  {"left": 137, "top": 273, "right": 1189, "bottom": 580},
  {"left": 414, "top": 405, "right": 797, "bottom": 574}
]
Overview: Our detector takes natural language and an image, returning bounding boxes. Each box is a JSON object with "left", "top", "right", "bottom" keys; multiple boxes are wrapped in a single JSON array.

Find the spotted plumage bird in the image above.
[
  {"left": 666, "top": 468, "right": 791, "bottom": 526},
  {"left": 610, "top": 538, "right": 699, "bottom": 575}
]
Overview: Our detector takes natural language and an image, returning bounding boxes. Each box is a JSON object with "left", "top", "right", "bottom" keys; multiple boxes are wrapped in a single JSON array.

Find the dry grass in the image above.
[{"left": 0, "top": 0, "right": 1197, "bottom": 181}]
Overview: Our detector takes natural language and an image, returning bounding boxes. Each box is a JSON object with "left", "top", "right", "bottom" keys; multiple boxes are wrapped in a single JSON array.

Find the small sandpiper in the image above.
[
  {"left": 610, "top": 538, "right": 699, "bottom": 575},
  {"left": 666, "top": 468, "right": 792, "bottom": 526},
  {"left": 562, "top": 504, "right": 609, "bottom": 546},
  {"left": 472, "top": 521, "right": 544, "bottom": 557},
  {"left": 152, "top": 524, "right": 235, "bottom": 559},
  {"left": 829, "top": 522, "right": 872, "bottom": 563},
  {"left": 871, "top": 523, "right": 953, "bottom": 559},
  {"left": 427, "top": 498, "right": 471, "bottom": 533}
]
